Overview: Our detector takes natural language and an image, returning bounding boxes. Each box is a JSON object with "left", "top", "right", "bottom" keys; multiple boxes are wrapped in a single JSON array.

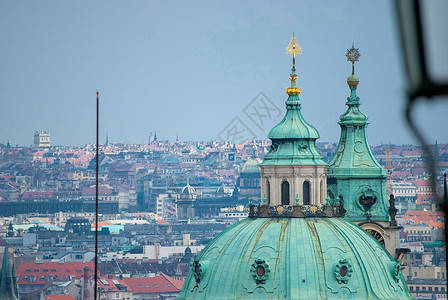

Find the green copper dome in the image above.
[
  {"left": 178, "top": 218, "right": 411, "bottom": 299},
  {"left": 242, "top": 158, "right": 262, "bottom": 173},
  {"left": 181, "top": 183, "right": 196, "bottom": 195},
  {"left": 216, "top": 182, "right": 232, "bottom": 195},
  {"left": 268, "top": 101, "right": 320, "bottom": 140}
]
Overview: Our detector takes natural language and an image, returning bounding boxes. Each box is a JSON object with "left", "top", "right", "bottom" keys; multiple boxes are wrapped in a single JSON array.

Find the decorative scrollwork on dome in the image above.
[
  {"left": 298, "top": 143, "right": 308, "bottom": 152},
  {"left": 191, "top": 259, "right": 204, "bottom": 284},
  {"left": 251, "top": 259, "right": 270, "bottom": 284},
  {"left": 334, "top": 259, "right": 353, "bottom": 284},
  {"left": 358, "top": 187, "right": 378, "bottom": 212},
  {"left": 392, "top": 261, "right": 401, "bottom": 282},
  {"left": 301, "top": 205, "right": 325, "bottom": 217},
  {"left": 249, "top": 204, "right": 260, "bottom": 218},
  {"left": 269, "top": 205, "right": 292, "bottom": 217}
]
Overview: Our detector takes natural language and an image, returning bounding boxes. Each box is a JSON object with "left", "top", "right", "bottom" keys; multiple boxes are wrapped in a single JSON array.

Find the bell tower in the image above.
[
  {"left": 327, "top": 45, "right": 401, "bottom": 256},
  {"left": 260, "top": 36, "right": 328, "bottom": 207}
]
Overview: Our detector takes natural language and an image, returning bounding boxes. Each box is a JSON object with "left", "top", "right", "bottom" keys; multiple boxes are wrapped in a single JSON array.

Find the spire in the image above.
[
  {"left": 154, "top": 131, "right": 158, "bottom": 141},
  {"left": 0, "top": 243, "right": 18, "bottom": 300},
  {"left": 285, "top": 35, "right": 302, "bottom": 97},
  {"left": 345, "top": 45, "right": 361, "bottom": 104},
  {"left": 327, "top": 45, "right": 389, "bottom": 222},
  {"left": 256, "top": 36, "right": 330, "bottom": 213},
  {"left": 338, "top": 45, "right": 365, "bottom": 128},
  {"left": 328, "top": 45, "right": 384, "bottom": 175},
  {"left": 435, "top": 140, "right": 439, "bottom": 161},
  {"left": 261, "top": 36, "right": 325, "bottom": 166},
  {"left": 251, "top": 140, "right": 258, "bottom": 159}
]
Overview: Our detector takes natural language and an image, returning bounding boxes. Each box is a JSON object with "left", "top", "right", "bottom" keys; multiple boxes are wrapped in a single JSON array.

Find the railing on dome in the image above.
[{"left": 248, "top": 202, "right": 347, "bottom": 218}]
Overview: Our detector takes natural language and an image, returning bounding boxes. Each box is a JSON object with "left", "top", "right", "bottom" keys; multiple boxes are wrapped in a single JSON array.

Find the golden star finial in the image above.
[
  {"left": 346, "top": 44, "right": 361, "bottom": 75},
  {"left": 286, "top": 36, "right": 302, "bottom": 58}
]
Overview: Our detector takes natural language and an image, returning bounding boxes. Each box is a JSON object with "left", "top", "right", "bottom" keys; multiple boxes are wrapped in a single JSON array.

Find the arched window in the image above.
[
  {"left": 320, "top": 179, "right": 324, "bottom": 204},
  {"left": 267, "top": 180, "right": 270, "bottom": 205},
  {"left": 303, "top": 181, "right": 310, "bottom": 205},
  {"left": 281, "top": 181, "right": 290, "bottom": 205}
]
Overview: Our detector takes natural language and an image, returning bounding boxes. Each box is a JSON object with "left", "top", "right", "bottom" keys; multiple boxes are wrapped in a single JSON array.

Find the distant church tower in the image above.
[
  {"left": 33, "top": 131, "right": 51, "bottom": 148},
  {"left": 327, "top": 45, "right": 400, "bottom": 256}
]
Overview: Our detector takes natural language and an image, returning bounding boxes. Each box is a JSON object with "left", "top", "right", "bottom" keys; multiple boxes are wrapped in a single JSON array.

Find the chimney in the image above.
[{"left": 83, "top": 266, "right": 93, "bottom": 300}]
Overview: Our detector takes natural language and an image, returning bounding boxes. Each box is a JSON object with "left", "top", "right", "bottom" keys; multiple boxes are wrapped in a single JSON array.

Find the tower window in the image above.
[
  {"left": 281, "top": 181, "right": 290, "bottom": 205},
  {"left": 267, "top": 181, "right": 270, "bottom": 205},
  {"left": 339, "top": 266, "right": 348, "bottom": 277},
  {"left": 303, "top": 181, "right": 310, "bottom": 205}
]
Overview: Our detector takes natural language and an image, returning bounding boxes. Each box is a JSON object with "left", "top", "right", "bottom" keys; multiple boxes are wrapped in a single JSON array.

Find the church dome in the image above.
[
  {"left": 215, "top": 182, "right": 231, "bottom": 195},
  {"left": 181, "top": 183, "right": 196, "bottom": 195},
  {"left": 178, "top": 217, "right": 411, "bottom": 299},
  {"left": 242, "top": 158, "right": 262, "bottom": 173},
  {"left": 268, "top": 108, "right": 320, "bottom": 141}
]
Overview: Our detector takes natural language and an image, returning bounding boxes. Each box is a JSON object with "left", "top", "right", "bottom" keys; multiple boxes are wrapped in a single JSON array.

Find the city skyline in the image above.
[{"left": 1, "top": 1, "right": 447, "bottom": 146}]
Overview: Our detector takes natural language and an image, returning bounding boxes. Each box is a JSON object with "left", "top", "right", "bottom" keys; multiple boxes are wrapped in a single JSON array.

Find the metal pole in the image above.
[{"left": 94, "top": 91, "right": 99, "bottom": 300}]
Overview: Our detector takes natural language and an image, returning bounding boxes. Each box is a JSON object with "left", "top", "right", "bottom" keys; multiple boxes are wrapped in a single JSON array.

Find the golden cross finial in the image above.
[{"left": 286, "top": 36, "right": 302, "bottom": 58}]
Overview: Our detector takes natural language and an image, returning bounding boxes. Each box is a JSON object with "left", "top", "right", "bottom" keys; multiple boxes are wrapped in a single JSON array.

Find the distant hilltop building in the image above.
[
  {"left": 148, "top": 131, "right": 157, "bottom": 143},
  {"left": 33, "top": 130, "right": 50, "bottom": 147}
]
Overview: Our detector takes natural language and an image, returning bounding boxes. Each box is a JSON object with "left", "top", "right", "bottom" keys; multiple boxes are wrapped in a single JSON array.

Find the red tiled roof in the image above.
[
  {"left": 122, "top": 273, "right": 183, "bottom": 294},
  {"left": 410, "top": 168, "right": 425, "bottom": 176},
  {"left": 426, "top": 222, "right": 445, "bottom": 229},
  {"left": 404, "top": 210, "right": 444, "bottom": 217},
  {"left": 401, "top": 150, "right": 422, "bottom": 156},
  {"left": 416, "top": 195, "right": 433, "bottom": 205},
  {"left": 390, "top": 170, "right": 410, "bottom": 179},
  {"left": 413, "top": 180, "right": 432, "bottom": 187},
  {"left": 403, "top": 210, "right": 444, "bottom": 224},
  {"left": 16, "top": 261, "right": 94, "bottom": 285},
  {"left": 97, "top": 276, "right": 130, "bottom": 292},
  {"left": 81, "top": 187, "right": 113, "bottom": 196}
]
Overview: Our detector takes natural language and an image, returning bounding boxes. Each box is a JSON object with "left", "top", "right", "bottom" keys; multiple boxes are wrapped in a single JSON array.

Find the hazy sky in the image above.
[{"left": 1, "top": 1, "right": 447, "bottom": 146}]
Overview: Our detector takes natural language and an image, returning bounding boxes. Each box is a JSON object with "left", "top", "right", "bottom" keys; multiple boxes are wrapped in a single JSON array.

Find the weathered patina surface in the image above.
[{"left": 178, "top": 218, "right": 411, "bottom": 299}]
